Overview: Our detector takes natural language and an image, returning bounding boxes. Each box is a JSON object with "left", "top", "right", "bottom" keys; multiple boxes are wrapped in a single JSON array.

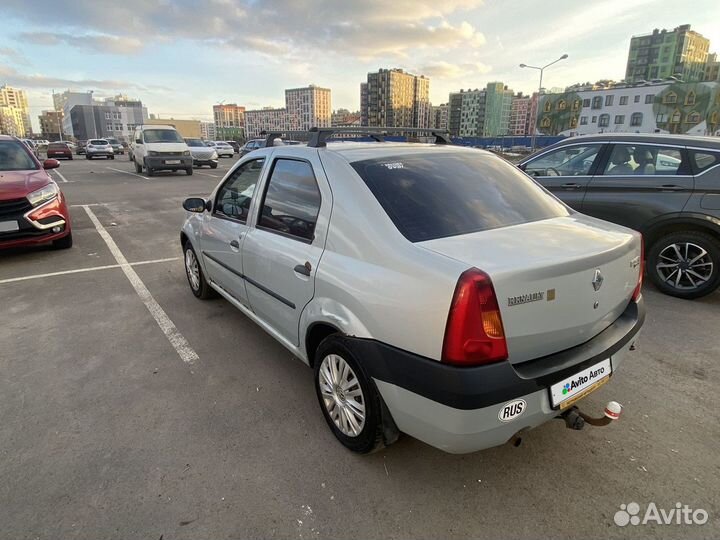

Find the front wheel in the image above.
[
  {"left": 314, "top": 336, "right": 384, "bottom": 454},
  {"left": 647, "top": 231, "right": 720, "bottom": 299},
  {"left": 184, "top": 243, "right": 215, "bottom": 299}
]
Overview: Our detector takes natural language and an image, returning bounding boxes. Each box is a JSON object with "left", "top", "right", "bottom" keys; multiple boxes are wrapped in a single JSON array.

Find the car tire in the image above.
[
  {"left": 52, "top": 232, "right": 73, "bottom": 250},
  {"left": 314, "top": 335, "right": 384, "bottom": 454},
  {"left": 647, "top": 231, "right": 720, "bottom": 299},
  {"left": 183, "top": 242, "right": 215, "bottom": 299},
  {"left": 134, "top": 160, "right": 143, "bottom": 174},
  {"left": 186, "top": 167, "right": 193, "bottom": 176}
]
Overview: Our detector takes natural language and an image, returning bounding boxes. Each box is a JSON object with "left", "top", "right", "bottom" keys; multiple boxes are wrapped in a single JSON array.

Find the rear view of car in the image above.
[
  {"left": 0, "top": 136, "right": 72, "bottom": 250},
  {"left": 86, "top": 139, "right": 114, "bottom": 160},
  {"left": 46, "top": 142, "right": 73, "bottom": 160}
]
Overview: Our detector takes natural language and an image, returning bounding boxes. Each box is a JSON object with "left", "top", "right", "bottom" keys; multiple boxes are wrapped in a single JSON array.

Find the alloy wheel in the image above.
[
  {"left": 655, "top": 242, "right": 714, "bottom": 290},
  {"left": 318, "top": 354, "right": 366, "bottom": 437}
]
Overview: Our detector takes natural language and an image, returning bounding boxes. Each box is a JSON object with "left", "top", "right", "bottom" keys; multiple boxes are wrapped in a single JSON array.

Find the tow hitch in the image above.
[{"left": 558, "top": 401, "right": 623, "bottom": 430}]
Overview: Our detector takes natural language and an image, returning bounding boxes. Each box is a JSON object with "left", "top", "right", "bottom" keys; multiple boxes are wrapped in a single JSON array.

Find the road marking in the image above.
[
  {"left": 53, "top": 170, "right": 70, "bottom": 183},
  {"left": 196, "top": 171, "right": 220, "bottom": 178},
  {"left": 0, "top": 257, "right": 179, "bottom": 284},
  {"left": 82, "top": 205, "right": 199, "bottom": 364},
  {"left": 106, "top": 167, "right": 150, "bottom": 180}
]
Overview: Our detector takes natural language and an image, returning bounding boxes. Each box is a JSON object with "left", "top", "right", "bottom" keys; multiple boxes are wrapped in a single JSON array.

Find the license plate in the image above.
[
  {"left": 165, "top": 160, "right": 180, "bottom": 164},
  {"left": 0, "top": 220, "right": 20, "bottom": 232},
  {"left": 550, "top": 358, "right": 612, "bottom": 409}
]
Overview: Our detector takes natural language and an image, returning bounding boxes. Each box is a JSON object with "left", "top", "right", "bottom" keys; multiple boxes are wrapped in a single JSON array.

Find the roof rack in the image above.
[{"left": 307, "top": 127, "right": 451, "bottom": 148}]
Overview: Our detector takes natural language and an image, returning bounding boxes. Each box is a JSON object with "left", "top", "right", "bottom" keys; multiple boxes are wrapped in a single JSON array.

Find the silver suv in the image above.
[{"left": 180, "top": 129, "right": 644, "bottom": 454}]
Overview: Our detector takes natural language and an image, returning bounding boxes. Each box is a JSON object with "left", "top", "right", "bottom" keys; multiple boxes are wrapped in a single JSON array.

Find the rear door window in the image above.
[{"left": 351, "top": 152, "right": 569, "bottom": 242}]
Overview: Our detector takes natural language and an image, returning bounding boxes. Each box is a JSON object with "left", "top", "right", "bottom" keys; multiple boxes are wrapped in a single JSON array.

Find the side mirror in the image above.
[
  {"left": 135, "top": 138, "right": 142, "bottom": 144},
  {"left": 43, "top": 158, "right": 60, "bottom": 170},
  {"left": 183, "top": 197, "right": 207, "bottom": 213}
]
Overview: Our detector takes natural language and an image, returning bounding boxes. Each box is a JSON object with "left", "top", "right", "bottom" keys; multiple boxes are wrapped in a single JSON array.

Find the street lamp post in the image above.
[{"left": 519, "top": 54, "right": 568, "bottom": 151}]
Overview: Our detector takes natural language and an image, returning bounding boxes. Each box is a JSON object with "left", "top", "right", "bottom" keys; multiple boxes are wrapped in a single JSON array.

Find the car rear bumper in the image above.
[
  {"left": 146, "top": 156, "right": 192, "bottom": 170},
  {"left": 344, "top": 298, "right": 645, "bottom": 453},
  {"left": 0, "top": 195, "right": 72, "bottom": 249}
]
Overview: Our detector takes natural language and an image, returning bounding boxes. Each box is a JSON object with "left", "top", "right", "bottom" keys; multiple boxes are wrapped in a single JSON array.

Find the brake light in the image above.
[
  {"left": 632, "top": 236, "right": 644, "bottom": 302},
  {"left": 442, "top": 268, "right": 508, "bottom": 366}
]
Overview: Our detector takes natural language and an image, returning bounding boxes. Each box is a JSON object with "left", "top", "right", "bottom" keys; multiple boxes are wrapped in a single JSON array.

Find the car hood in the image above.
[{"left": 0, "top": 169, "right": 51, "bottom": 199}]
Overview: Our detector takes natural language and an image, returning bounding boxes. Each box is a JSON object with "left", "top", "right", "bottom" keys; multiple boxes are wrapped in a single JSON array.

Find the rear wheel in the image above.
[
  {"left": 314, "top": 336, "right": 383, "bottom": 454},
  {"left": 184, "top": 243, "right": 215, "bottom": 299},
  {"left": 52, "top": 232, "right": 73, "bottom": 250},
  {"left": 647, "top": 231, "right": 720, "bottom": 299}
]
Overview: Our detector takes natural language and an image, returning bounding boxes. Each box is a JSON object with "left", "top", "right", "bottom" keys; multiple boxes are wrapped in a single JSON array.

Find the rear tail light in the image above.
[
  {"left": 442, "top": 268, "right": 508, "bottom": 366},
  {"left": 632, "top": 236, "right": 644, "bottom": 302}
]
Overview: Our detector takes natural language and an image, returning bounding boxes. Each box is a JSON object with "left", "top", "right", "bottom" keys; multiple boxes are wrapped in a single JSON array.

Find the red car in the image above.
[
  {"left": 46, "top": 141, "right": 73, "bottom": 160},
  {"left": 0, "top": 135, "right": 72, "bottom": 250}
]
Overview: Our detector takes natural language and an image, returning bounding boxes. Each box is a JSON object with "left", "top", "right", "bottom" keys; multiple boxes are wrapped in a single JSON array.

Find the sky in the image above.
[{"left": 2, "top": 0, "right": 720, "bottom": 132}]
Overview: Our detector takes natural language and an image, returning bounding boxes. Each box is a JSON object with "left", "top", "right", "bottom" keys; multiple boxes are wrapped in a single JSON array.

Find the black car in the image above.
[{"left": 519, "top": 133, "right": 720, "bottom": 299}]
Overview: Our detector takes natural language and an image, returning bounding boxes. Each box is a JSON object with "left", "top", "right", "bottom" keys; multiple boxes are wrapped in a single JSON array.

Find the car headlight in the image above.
[
  {"left": 183, "top": 150, "right": 191, "bottom": 156},
  {"left": 149, "top": 151, "right": 159, "bottom": 157},
  {"left": 27, "top": 182, "right": 59, "bottom": 207}
]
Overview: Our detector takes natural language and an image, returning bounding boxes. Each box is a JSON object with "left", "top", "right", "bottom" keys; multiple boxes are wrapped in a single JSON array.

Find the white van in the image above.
[{"left": 131, "top": 125, "right": 193, "bottom": 176}]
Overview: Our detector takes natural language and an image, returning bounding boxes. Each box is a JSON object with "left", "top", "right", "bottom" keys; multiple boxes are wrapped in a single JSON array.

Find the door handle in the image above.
[
  {"left": 658, "top": 184, "right": 684, "bottom": 192},
  {"left": 229, "top": 240, "right": 240, "bottom": 249},
  {"left": 561, "top": 183, "right": 582, "bottom": 189},
  {"left": 293, "top": 262, "right": 311, "bottom": 276}
]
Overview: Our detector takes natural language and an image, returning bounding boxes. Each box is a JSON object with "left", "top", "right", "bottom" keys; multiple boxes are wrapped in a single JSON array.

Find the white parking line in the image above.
[
  {"left": 106, "top": 167, "right": 150, "bottom": 180},
  {"left": 82, "top": 205, "right": 199, "bottom": 364},
  {"left": 53, "top": 170, "right": 70, "bottom": 183},
  {"left": 0, "top": 257, "right": 178, "bottom": 284}
]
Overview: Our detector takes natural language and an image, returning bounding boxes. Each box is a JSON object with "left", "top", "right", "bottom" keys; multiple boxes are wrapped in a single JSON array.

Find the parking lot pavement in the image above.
[{"left": 1, "top": 157, "right": 719, "bottom": 539}]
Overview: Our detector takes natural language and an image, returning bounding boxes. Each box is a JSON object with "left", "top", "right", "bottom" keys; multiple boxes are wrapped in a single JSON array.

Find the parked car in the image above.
[
  {"left": 106, "top": 137, "right": 124, "bottom": 155},
  {"left": 185, "top": 138, "right": 218, "bottom": 168},
  {"left": 85, "top": 139, "right": 114, "bottom": 160},
  {"left": 225, "top": 140, "right": 240, "bottom": 154},
  {"left": 519, "top": 133, "right": 720, "bottom": 299},
  {"left": 76, "top": 140, "right": 87, "bottom": 155},
  {"left": 212, "top": 141, "right": 235, "bottom": 158},
  {"left": 180, "top": 131, "right": 644, "bottom": 454},
  {"left": 0, "top": 135, "right": 72, "bottom": 250},
  {"left": 46, "top": 142, "right": 73, "bottom": 160},
  {"left": 131, "top": 125, "right": 192, "bottom": 176}
]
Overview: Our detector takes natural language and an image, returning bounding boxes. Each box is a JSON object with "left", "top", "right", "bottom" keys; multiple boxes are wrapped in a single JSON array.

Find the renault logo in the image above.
[{"left": 592, "top": 269, "right": 604, "bottom": 291}]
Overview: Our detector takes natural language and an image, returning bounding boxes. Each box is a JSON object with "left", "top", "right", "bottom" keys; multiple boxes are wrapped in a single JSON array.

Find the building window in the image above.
[
  {"left": 685, "top": 91, "right": 696, "bottom": 105},
  {"left": 580, "top": 116, "right": 588, "bottom": 125},
  {"left": 582, "top": 98, "right": 590, "bottom": 107},
  {"left": 605, "top": 95, "right": 614, "bottom": 106},
  {"left": 598, "top": 114, "right": 610, "bottom": 127},
  {"left": 591, "top": 96, "right": 602, "bottom": 109},
  {"left": 619, "top": 96, "right": 628, "bottom": 105},
  {"left": 645, "top": 94, "right": 655, "bottom": 104},
  {"left": 614, "top": 115, "right": 625, "bottom": 124},
  {"left": 591, "top": 116, "right": 597, "bottom": 123},
  {"left": 634, "top": 95, "right": 641, "bottom": 103},
  {"left": 630, "top": 112, "right": 643, "bottom": 126},
  {"left": 663, "top": 92, "right": 677, "bottom": 104}
]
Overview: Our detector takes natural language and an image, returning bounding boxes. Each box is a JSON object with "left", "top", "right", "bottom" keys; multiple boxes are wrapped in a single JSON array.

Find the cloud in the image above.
[
  {"left": 3, "top": 0, "right": 486, "bottom": 59},
  {"left": 20, "top": 32, "right": 143, "bottom": 55},
  {"left": 0, "top": 65, "right": 170, "bottom": 92}
]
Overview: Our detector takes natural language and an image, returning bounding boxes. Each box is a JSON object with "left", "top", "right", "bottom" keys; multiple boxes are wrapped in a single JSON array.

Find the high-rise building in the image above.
[
  {"left": 361, "top": 68, "right": 430, "bottom": 128},
  {"left": 213, "top": 104, "right": 245, "bottom": 140},
  {"left": 0, "top": 85, "right": 30, "bottom": 137},
  {"left": 38, "top": 110, "right": 63, "bottom": 140},
  {"left": 509, "top": 93, "right": 531, "bottom": 136},
  {"left": 429, "top": 103, "right": 449, "bottom": 130},
  {"left": 200, "top": 121, "right": 217, "bottom": 140},
  {"left": 625, "top": 24, "right": 710, "bottom": 83},
  {"left": 285, "top": 85, "right": 331, "bottom": 130},
  {"left": 244, "top": 107, "right": 300, "bottom": 138}
]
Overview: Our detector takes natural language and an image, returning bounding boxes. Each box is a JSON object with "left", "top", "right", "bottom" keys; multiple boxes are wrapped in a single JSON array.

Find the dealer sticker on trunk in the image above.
[{"left": 550, "top": 358, "right": 612, "bottom": 409}]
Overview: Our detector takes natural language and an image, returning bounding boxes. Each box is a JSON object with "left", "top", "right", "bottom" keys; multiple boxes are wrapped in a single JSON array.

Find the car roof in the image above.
[{"left": 551, "top": 133, "right": 720, "bottom": 150}]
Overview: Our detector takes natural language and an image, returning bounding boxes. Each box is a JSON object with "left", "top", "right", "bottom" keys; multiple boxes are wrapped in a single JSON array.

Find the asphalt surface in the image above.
[{"left": 1, "top": 155, "right": 718, "bottom": 539}]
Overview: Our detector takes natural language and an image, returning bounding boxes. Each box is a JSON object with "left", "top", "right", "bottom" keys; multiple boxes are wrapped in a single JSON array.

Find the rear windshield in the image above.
[
  {"left": 89, "top": 139, "right": 107, "bottom": 145},
  {"left": 143, "top": 129, "right": 183, "bottom": 143},
  {"left": 351, "top": 152, "right": 569, "bottom": 242},
  {"left": 0, "top": 140, "right": 38, "bottom": 171}
]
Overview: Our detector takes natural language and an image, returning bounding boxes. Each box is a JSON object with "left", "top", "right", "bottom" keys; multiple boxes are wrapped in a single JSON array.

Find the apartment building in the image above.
[
  {"left": 626, "top": 24, "right": 710, "bottom": 83},
  {"left": 0, "top": 85, "right": 31, "bottom": 137},
  {"left": 535, "top": 80, "right": 720, "bottom": 136},
  {"left": 213, "top": 103, "right": 245, "bottom": 140},
  {"left": 285, "top": 85, "right": 331, "bottom": 130},
  {"left": 244, "top": 107, "right": 300, "bottom": 138},
  {"left": 361, "top": 68, "right": 430, "bottom": 128}
]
